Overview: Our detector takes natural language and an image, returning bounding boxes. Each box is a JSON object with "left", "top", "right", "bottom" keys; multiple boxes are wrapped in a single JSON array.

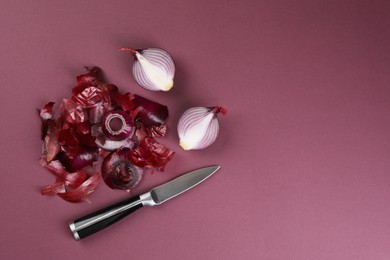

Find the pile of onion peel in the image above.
[{"left": 38, "top": 67, "right": 174, "bottom": 203}]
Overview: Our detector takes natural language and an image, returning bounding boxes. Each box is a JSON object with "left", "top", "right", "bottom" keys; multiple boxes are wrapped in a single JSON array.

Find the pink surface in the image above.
[{"left": 1, "top": 0, "right": 390, "bottom": 259}]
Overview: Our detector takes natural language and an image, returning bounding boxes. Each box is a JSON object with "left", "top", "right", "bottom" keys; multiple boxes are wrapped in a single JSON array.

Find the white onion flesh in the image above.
[
  {"left": 131, "top": 48, "right": 175, "bottom": 91},
  {"left": 177, "top": 107, "right": 221, "bottom": 150}
]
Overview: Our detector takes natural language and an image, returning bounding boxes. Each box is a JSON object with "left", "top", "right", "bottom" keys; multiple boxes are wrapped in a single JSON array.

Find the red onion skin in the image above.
[
  {"left": 39, "top": 102, "right": 55, "bottom": 121},
  {"left": 72, "top": 85, "right": 110, "bottom": 108},
  {"left": 39, "top": 102, "right": 55, "bottom": 139},
  {"left": 58, "top": 121, "right": 97, "bottom": 148},
  {"left": 58, "top": 99, "right": 86, "bottom": 124},
  {"left": 75, "top": 66, "right": 100, "bottom": 87},
  {"left": 93, "top": 125, "right": 135, "bottom": 151},
  {"left": 118, "top": 47, "right": 137, "bottom": 55},
  {"left": 130, "top": 137, "right": 174, "bottom": 171},
  {"left": 40, "top": 159, "right": 100, "bottom": 203},
  {"left": 102, "top": 150, "right": 143, "bottom": 191},
  {"left": 44, "top": 120, "right": 60, "bottom": 161},
  {"left": 39, "top": 159, "right": 88, "bottom": 188},
  {"left": 211, "top": 106, "right": 228, "bottom": 115},
  {"left": 110, "top": 92, "right": 135, "bottom": 112},
  {"left": 144, "top": 124, "right": 167, "bottom": 138},
  {"left": 59, "top": 146, "right": 98, "bottom": 172},
  {"left": 74, "top": 122, "right": 97, "bottom": 147},
  {"left": 89, "top": 104, "right": 105, "bottom": 124},
  {"left": 58, "top": 125, "right": 79, "bottom": 146},
  {"left": 41, "top": 182, "right": 66, "bottom": 196},
  {"left": 57, "top": 172, "right": 100, "bottom": 203},
  {"left": 39, "top": 103, "right": 60, "bottom": 158},
  {"left": 133, "top": 94, "right": 168, "bottom": 126}
]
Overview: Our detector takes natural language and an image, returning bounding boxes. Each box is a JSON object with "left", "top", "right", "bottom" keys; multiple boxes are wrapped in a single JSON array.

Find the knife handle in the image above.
[{"left": 69, "top": 195, "right": 143, "bottom": 240}]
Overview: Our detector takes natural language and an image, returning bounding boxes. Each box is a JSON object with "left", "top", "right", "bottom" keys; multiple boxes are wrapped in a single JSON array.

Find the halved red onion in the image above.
[
  {"left": 133, "top": 94, "right": 168, "bottom": 127},
  {"left": 102, "top": 150, "right": 143, "bottom": 191},
  {"left": 177, "top": 106, "right": 227, "bottom": 150},
  {"left": 120, "top": 47, "right": 175, "bottom": 91}
]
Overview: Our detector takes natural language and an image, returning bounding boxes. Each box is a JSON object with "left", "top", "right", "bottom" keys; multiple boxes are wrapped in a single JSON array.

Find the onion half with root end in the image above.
[
  {"left": 177, "top": 106, "right": 227, "bottom": 150},
  {"left": 120, "top": 47, "right": 175, "bottom": 91}
]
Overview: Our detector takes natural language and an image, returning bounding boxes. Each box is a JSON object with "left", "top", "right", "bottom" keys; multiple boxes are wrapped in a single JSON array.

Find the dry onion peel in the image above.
[
  {"left": 57, "top": 172, "right": 100, "bottom": 203},
  {"left": 39, "top": 159, "right": 100, "bottom": 203},
  {"left": 129, "top": 137, "right": 174, "bottom": 172}
]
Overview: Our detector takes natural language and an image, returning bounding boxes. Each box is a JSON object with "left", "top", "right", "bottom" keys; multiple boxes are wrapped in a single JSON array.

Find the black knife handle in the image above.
[{"left": 69, "top": 195, "right": 143, "bottom": 240}]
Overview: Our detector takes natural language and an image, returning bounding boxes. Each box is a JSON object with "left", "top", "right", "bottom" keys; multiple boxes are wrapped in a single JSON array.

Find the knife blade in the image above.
[{"left": 69, "top": 165, "right": 220, "bottom": 240}]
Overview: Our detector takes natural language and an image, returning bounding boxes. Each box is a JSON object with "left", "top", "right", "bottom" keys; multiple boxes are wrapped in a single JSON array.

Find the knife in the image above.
[{"left": 69, "top": 165, "right": 220, "bottom": 240}]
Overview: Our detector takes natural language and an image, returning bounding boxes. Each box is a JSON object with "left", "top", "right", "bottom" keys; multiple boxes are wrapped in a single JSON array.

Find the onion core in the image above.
[{"left": 102, "top": 110, "right": 134, "bottom": 141}]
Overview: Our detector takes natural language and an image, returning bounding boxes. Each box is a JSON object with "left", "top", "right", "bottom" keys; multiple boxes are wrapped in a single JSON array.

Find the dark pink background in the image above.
[{"left": 1, "top": 0, "right": 390, "bottom": 259}]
